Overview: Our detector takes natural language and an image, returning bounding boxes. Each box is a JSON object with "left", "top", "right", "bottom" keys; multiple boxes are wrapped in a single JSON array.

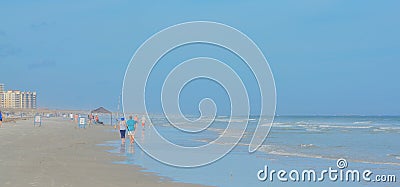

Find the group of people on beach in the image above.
[
  {"left": 70, "top": 113, "right": 101, "bottom": 125},
  {"left": 117, "top": 115, "right": 146, "bottom": 144},
  {"left": 86, "top": 113, "right": 100, "bottom": 125}
]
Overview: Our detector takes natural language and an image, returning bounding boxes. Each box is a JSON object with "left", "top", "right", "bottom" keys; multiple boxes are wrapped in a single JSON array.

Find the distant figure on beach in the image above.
[
  {"left": 126, "top": 115, "right": 137, "bottom": 144},
  {"left": 118, "top": 117, "right": 127, "bottom": 144},
  {"left": 95, "top": 115, "right": 99, "bottom": 124},
  {"left": 74, "top": 114, "right": 78, "bottom": 123},
  {"left": 0, "top": 110, "right": 3, "bottom": 128},
  {"left": 141, "top": 115, "right": 146, "bottom": 127},
  {"left": 88, "top": 114, "right": 92, "bottom": 126}
]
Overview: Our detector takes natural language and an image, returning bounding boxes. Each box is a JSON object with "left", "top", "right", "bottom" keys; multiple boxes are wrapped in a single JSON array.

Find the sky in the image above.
[{"left": 0, "top": 0, "right": 399, "bottom": 115}]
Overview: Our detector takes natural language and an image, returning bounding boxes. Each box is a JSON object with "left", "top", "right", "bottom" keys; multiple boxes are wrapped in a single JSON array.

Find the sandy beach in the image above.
[{"left": 0, "top": 117, "right": 208, "bottom": 187}]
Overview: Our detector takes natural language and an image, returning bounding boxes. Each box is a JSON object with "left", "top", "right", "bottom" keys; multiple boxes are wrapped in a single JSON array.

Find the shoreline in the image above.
[{"left": 0, "top": 117, "right": 210, "bottom": 187}]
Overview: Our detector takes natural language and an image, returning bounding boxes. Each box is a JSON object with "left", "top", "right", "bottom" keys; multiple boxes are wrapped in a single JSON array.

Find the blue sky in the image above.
[{"left": 0, "top": 0, "right": 399, "bottom": 115}]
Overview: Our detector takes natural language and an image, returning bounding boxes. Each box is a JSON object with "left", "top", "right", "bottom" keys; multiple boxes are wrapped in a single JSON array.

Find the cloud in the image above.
[{"left": 28, "top": 60, "right": 57, "bottom": 70}]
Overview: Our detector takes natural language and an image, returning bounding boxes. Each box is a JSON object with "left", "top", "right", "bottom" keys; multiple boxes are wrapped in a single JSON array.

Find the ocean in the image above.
[{"left": 102, "top": 116, "right": 400, "bottom": 187}]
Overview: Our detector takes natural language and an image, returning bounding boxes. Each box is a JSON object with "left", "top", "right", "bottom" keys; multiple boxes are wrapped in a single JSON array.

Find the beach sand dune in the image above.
[{"left": 0, "top": 118, "right": 208, "bottom": 187}]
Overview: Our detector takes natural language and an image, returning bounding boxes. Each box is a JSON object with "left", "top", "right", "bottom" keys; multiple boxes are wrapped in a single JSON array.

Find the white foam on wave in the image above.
[
  {"left": 353, "top": 121, "right": 373, "bottom": 124},
  {"left": 305, "top": 128, "right": 322, "bottom": 132},
  {"left": 272, "top": 122, "right": 287, "bottom": 125},
  {"left": 318, "top": 125, "right": 373, "bottom": 129},
  {"left": 214, "top": 119, "right": 245, "bottom": 123},
  {"left": 261, "top": 123, "right": 275, "bottom": 126},
  {"left": 387, "top": 153, "right": 400, "bottom": 157},
  {"left": 270, "top": 124, "right": 293, "bottom": 128},
  {"left": 378, "top": 127, "right": 400, "bottom": 130},
  {"left": 295, "top": 121, "right": 309, "bottom": 125},
  {"left": 300, "top": 144, "right": 317, "bottom": 148},
  {"left": 266, "top": 150, "right": 324, "bottom": 159}
]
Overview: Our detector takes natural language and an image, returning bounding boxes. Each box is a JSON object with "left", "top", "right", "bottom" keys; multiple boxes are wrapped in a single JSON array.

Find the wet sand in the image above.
[{"left": 0, "top": 118, "right": 208, "bottom": 187}]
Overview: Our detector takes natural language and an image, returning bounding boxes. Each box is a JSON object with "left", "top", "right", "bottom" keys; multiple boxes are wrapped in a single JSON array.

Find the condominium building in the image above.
[
  {"left": 21, "top": 91, "right": 37, "bottom": 109},
  {"left": 0, "top": 83, "right": 4, "bottom": 108},
  {"left": 0, "top": 83, "right": 37, "bottom": 109},
  {"left": 3, "top": 90, "right": 21, "bottom": 109}
]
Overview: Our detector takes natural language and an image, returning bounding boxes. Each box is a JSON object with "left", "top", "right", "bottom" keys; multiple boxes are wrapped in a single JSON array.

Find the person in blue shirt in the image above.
[
  {"left": 126, "top": 115, "right": 137, "bottom": 144},
  {"left": 0, "top": 110, "right": 3, "bottom": 128}
]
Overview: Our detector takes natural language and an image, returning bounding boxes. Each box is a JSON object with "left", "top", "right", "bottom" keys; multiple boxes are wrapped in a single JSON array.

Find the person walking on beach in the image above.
[
  {"left": 0, "top": 110, "right": 3, "bottom": 128},
  {"left": 118, "top": 117, "right": 127, "bottom": 144},
  {"left": 74, "top": 114, "right": 78, "bottom": 123},
  {"left": 88, "top": 114, "right": 93, "bottom": 126},
  {"left": 95, "top": 115, "right": 99, "bottom": 124},
  {"left": 126, "top": 115, "right": 137, "bottom": 144},
  {"left": 141, "top": 115, "right": 146, "bottom": 127},
  {"left": 87, "top": 115, "right": 91, "bottom": 126}
]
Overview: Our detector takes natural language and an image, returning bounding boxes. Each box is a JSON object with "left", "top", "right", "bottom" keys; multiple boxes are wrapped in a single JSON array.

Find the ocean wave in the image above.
[
  {"left": 263, "top": 149, "right": 325, "bottom": 159},
  {"left": 294, "top": 124, "right": 373, "bottom": 130},
  {"left": 378, "top": 127, "right": 400, "bottom": 130},
  {"left": 370, "top": 126, "right": 400, "bottom": 133},
  {"left": 350, "top": 159, "right": 400, "bottom": 167},
  {"left": 387, "top": 153, "right": 400, "bottom": 158},
  {"left": 273, "top": 123, "right": 377, "bottom": 131},
  {"left": 318, "top": 125, "right": 373, "bottom": 129},
  {"left": 299, "top": 144, "right": 317, "bottom": 148},
  {"left": 305, "top": 128, "right": 322, "bottom": 132},
  {"left": 214, "top": 119, "right": 245, "bottom": 123},
  {"left": 372, "top": 129, "right": 385, "bottom": 132},
  {"left": 272, "top": 122, "right": 287, "bottom": 125},
  {"left": 191, "top": 140, "right": 400, "bottom": 167},
  {"left": 295, "top": 121, "right": 309, "bottom": 125},
  {"left": 258, "top": 146, "right": 400, "bottom": 167},
  {"left": 353, "top": 121, "right": 373, "bottom": 124},
  {"left": 269, "top": 124, "right": 292, "bottom": 128}
]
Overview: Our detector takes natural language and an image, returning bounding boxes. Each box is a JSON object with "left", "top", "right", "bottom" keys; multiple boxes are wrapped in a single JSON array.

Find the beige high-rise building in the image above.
[
  {"left": 0, "top": 83, "right": 4, "bottom": 108},
  {"left": 0, "top": 83, "right": 37, "bottom": 109},
  {"left": 3, "top": 90, "right": 21, "bottom": 109}
]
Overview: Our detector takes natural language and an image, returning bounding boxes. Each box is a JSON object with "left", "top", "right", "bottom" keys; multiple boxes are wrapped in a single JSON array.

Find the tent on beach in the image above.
[{"left": 91, "top": 107, "right": 113, "bottom": 126}]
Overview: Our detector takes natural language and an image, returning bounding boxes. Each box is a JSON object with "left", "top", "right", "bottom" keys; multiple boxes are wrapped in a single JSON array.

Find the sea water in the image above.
[{"left": 104, "top": 116, "right": 400, "bottom": 187}]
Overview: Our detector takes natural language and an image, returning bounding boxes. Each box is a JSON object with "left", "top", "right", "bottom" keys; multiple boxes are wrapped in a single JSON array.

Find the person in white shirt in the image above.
[{"left": 118, "top": 117, "right": 127, "bottom": 144}]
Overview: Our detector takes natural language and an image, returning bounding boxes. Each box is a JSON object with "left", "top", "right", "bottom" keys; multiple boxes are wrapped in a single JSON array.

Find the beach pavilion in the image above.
[{"left": 91, "top": 107, "right": 113, "bottom": 126}]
